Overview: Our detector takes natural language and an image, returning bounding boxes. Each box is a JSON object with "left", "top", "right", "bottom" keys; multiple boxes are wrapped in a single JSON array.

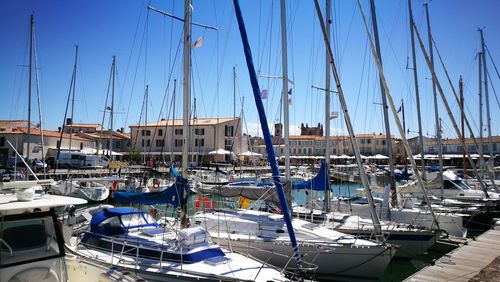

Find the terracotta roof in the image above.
[
  {"left": 0, "top": 120, "right": 32, "bottom": 128},
  {"left": 0, "top": 127, "right": 90, "bottom": 141},
  {"left": 129, "top": 117, "right": 239, "bottom": 127}
]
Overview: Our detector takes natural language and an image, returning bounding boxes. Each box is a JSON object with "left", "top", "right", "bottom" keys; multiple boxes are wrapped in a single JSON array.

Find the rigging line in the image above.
[
  {"left": 486, "top": 67, "right": 500, "bottom": 110},
  {"left": 339, "top": 2, "right": 357, "bottom": 68},
  {"left": 143, "top": 6, "right": 150, "bottom": 90},
  {"left": 32, "top": 26, "right": 47, "bottom": 178},
  {"left": 75, "top": 51, "right": 89, "bottom": 122},
  {"left": 130, "top": 87, "right": 147, "bottom": 151},
  {"left": 122, "top": 0, "right": 147, "bottom": 127},
  {"left": 485, "top": 44, "right": 500, "bottom": 84}
]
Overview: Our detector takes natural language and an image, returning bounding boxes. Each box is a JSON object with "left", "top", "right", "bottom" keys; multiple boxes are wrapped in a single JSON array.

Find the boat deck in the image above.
[{"left": 405, "top": 220, "right": 500, "bottom": 281}]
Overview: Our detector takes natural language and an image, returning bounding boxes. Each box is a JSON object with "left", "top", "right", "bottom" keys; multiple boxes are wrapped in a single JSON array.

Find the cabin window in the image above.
[
  {"left": 0, "top": 213, "right": 63, "bottom": 268},
  {"left": 120, "top": 213, "right": 154, "bottom": 228}
]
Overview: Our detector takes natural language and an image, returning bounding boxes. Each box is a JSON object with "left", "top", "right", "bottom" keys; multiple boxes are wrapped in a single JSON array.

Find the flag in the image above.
[
  {"left": 288, "top": 88, "right": 292, "bottom": 105},
  {"left": 261, "top": 89, "right": 268, "bottom": 99},
  {"left": 397, "top": 106, "right": 402, "bottom": 113},
  {"left": 192, "top": 36, "right": 204, "bottom": 48}
]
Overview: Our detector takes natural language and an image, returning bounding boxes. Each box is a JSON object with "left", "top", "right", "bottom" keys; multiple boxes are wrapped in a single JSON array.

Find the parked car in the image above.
[
  {"left": 32, "top": 159, "right": 48, "bottom": 172},
  {"left": 0, "top": 170, "right": 26, "bottom": 181}
]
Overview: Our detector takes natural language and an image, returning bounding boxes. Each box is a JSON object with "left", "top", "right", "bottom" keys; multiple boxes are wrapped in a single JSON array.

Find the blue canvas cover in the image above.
[
  {"left": 113, "top": 176, "right": 189, "bottom": 206},
  {"left": 292, "top": 160, "right": 330, "bottom": 191}
]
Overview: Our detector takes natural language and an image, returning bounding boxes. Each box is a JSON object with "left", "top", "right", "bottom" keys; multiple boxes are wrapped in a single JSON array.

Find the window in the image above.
[
  {"left": 0, "top": 137, "right": 4, "bottom": 147},
  {"left": 156, "top": 139, "right": 165, "bottom": 147},
  {"left": 146, "top": 140, "right": 151, "bottom": 147},
  {"left": 175, "top": 139, "right": 183, "bottom": 147},
  {"left": 195, "top": 128, "right": 205, "bottom": 135},
  {"left": 224, "top": 139, "right": 232, "bottom": 150},
  {"left": 0, "top": 213, "right": 63, "bottom": 268},
  {"left": 175, "top": 128, "right": 183, "bottom": 135},
  {"left": 224, "top": 125, "right": 234, "bottom": 137},
  {"left": 141, "top": 140, "right": 144, "bottom": 147},
  {"left": 158, "top": 129, "right": 163, "bottom": 136},
  {"left": 80, "top": 142, "right": 83, "bottom": 150},
  {"left": 195, "top": 138, "right": 205, "bottom": 147},
  {"left": 141, "top": 130, "right": 145, "bottom": 136},
  {"left": 116, "top": 140, "right": 121, "bottom": 149}
]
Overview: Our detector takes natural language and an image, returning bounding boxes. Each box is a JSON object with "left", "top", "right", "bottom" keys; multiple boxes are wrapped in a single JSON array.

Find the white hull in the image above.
[{"left": 68, "top": 244, "right": 288, "bottom": 282}]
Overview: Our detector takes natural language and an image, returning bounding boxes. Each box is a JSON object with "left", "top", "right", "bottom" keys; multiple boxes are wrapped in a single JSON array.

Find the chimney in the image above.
[
  {"left": 161, "top": 118, "right": 166, "bottom": 121},
  {"left": 120, "top": 127, "right": 124, "bottom": 133},
  {"left": 58, "top": 127, "right": 62, "bottom": 133}
]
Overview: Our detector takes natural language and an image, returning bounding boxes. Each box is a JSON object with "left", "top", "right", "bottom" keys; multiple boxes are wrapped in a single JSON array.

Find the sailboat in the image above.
[
  {"left": 67, "top": 1, "right": 290, "bottom": 281},
  {"left": 190, "top": 1, "right": 395, "bottom": 280}
]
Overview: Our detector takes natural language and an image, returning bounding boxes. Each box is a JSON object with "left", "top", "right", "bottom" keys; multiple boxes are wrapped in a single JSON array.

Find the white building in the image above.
[{"left": 129, "top": 117, "right": 243, "bottom": 163}]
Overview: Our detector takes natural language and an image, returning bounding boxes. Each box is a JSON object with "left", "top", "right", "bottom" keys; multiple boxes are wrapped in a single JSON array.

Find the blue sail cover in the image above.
[
  {"left": 292, "top": 160, "right": 329, "bottom": 191},
  {"left": 113, "top": 176, "right": 189, "bottom": 206}
]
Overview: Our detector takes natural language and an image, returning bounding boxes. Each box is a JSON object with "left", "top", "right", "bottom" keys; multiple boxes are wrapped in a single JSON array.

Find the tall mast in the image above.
[
  {"left": 424, "top": 3, "right": 444, "bottom": 199},
  {"left": 478, "top": 50, "right": 485, "bottom": 178},
  {"left": 356, "top": 0, "right": 441, "bottom": 230},
  {"left": 67, "top": 45, "right": 78, "bottom": 178},
  {"left": 180, "top": 0, "right": 192, "bottom": 228},
  {"left": 369, "top": 0, "right": 397, "bottom": 208},
  {"left": 109, "top": 56, "right": 116, "bottom": 161},
  {"left": 233, "top": 66, "right": 236, "bottom": 119},
  {"left": 460, "top": 77, "right": 466, "bottom": 183},
  {"left": 479, "top": 29, "right": 494, "bottom": 179},
  {"left": 27, "top": 15, "right": 34, "bottom": 167},
  {"left": 324, "top": 0, "right": 332, "bottom": 213},
  {"left": 314, "top": 0, "right": 384, "bottom": 241},
  {"left": 402, "top": 99, "right": 406, "bottom": 136},
  {"left": 408, "top": 0, "right": 426, "bottom": 181},
  {"left": 143, "top": 85, "right": 148, "bottom": 164},
  {"left": 171, "top": 79, "right": 176, "bottom": 163},
  {"left": 280, "top": 0, "right": 291, "bottom": 184}
]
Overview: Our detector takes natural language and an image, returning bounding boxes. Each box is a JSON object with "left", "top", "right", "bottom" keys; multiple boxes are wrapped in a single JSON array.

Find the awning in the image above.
[
  {"left": 238, "top": 151, "right": 263, "bottom": 157},
  {"left": 208, "top": 149, "right": 234, "bottom": 155}
]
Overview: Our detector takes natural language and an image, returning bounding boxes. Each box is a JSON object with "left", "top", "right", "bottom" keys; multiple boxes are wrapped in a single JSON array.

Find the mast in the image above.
[
  {"left": 143, "top": 85, "right": 148, "bottom": 164},
  {"left": 356, "top": 0, "right": 441, "bottom": 230},
  {"left": 233, "top": 66, "right": 236, "bottom": 119},
  {"left": 460, "top": 77, "right": 466, "bottom": 182},
  {"left": 180, "top": 0, "right": 192, "bottom": 228},
  {"left": 478, "top": 50, "right": 485, "bottom": 178},
  {"left": 408, "top": 0, "right": 426, "bottom": 181},
  {"left": 171, "top": 79, "right": 176, "bottom": 163},
  {"left": 109, "top": 56, "right": 116, "bottom": 161},
  {"left": 479, "top": 29, "right": 494, "bottom": 179},
  {"left": 314, "top": 0, "right": 384, "bottom": 240},
  {"left": 369, "top": 0, "right": 397, "bottom": 208},
  {"left": 402, "top": 99, "right": 406, "bottom": 136},
  {"left": 68, "top": 45, "right": 78, "bottom": 177},
  {"left": 233, "top": 0, "right": 303, "bottom": 268},
  {"left": 412, "top": 16, "right": 491, "bottom": 198},
  {"left": 280, "top": 0, "right": 291, "bottom": 184},
  {"left": 424, "top": 3, "right": 444, "bottom": 199},
  {"left": 324, "top": 0, "right": 332, "bottom": 213},
  {"left": 27, "top": 15, "right": 34, "bottom": 168}
]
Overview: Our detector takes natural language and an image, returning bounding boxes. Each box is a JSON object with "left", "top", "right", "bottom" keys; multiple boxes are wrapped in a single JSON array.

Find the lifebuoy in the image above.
[{"left": 195, "top": 197, "right": 211, "bottom": 210}]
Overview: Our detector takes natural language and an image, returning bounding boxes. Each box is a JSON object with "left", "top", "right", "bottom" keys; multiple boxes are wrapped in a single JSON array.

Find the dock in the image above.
[{"left": 405, "top": 220, "right": 500, "bottom": 281}]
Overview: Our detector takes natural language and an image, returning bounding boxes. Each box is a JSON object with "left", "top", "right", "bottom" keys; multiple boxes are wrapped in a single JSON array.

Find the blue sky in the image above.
[{"left": 1, "top": 0, "right": 499, "bottom": 139}]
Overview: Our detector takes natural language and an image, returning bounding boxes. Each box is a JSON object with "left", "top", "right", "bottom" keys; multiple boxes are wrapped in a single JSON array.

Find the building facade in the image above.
[{"left": 129, "top": 117, "right": 242, "bottom": 162}]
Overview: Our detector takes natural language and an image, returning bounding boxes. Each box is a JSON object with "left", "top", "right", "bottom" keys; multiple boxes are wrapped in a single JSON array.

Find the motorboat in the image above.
[
  {"left": 50, "top": 179, "right": 109, "bottom": 202},
  {"left": 0, "top": 180, "right": 140, "bottom": 282}
]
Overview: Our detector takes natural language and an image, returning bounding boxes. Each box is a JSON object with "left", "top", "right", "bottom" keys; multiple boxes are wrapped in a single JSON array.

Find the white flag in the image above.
[{"left": 192, "top": 37, "right": 204, "bottom": 48}]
